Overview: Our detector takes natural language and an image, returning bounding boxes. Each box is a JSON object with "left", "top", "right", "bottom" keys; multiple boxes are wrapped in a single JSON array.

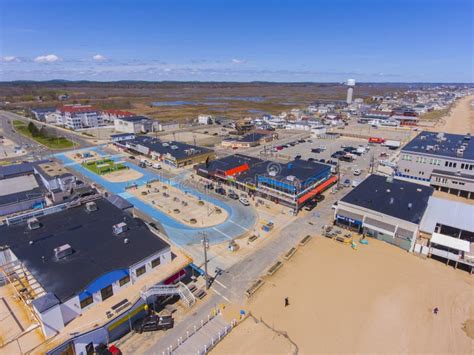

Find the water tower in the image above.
[{"left": 346, "top": 79, "right": 355, "bottom": 104}]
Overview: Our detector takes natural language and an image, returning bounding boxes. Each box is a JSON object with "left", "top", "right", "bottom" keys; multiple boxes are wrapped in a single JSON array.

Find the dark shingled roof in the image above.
[
  {"left": 341, "top": 174, "right": 433, "bottom": 224},
  {"left": 0, "top": 198, "right": 169, "bottom": 302},
  {"left": 402, "top": 131, "right": 474, "bottom": 160}
]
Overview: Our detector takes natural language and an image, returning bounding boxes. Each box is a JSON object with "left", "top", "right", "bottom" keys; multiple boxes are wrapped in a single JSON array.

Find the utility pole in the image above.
[{"left": 201, "top": 233, "right": 210, "bottom": 289}]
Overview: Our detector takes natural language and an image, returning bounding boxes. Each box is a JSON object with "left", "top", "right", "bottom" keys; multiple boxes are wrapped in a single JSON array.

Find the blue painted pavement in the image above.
[{"left": 55, "top": 147, "right": 257, "bottom": 246}]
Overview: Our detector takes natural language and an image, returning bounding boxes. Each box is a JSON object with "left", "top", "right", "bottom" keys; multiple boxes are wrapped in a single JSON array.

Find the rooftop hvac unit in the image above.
[
  {"left": 113, "top": 222, "right": 128, "bottom": 235},
  {"left": 85, "top": 201, "right": 97, "bottom": 212},
  {"left": 27, "top": 217, "right": 40, "bottom": 231},
  {"left": 286, "top": 175, "right": 295, "bottom": 182},
  {"left": 162, "top": 142, "right": 169, "bottom": 147},
  {"left": 54, "top": 244, "right": 73, "bottom": 260},
  {"left": 171, "top": 145, "right": 178, "bottom": 150},
  {"left": 456, "top": 149, "right": 464, "bottom": 157}
]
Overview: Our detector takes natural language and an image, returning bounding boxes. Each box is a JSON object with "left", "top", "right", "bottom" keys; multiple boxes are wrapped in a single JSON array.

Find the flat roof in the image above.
[
  {"left": 0, "top": 198, "right": 169, "bottom": 302},
  {"left": 117, "top": 115, "right": 150, "bottom": 122},
  {"left": 0, "top": 162, "right": 34, "bottom": 179},
  {"left": 196, "top": 154, "right": 265, "bottom": 174},
  {"left": 420, "top": 196, "right": 474, "bottom": 234},
  {"left": 402, "top": 131, "right": 474, "bottom": 160},
  {"left": 34, "top": 161, "right": 73, "bottom": 180},
  {"left": 128, "top": 136, "right": 213, "bottom": 161},
  {"left": 0, "top": 173, "right": 46, "bottom": 206},
  {"left": 431, "top": 232, "right": 470, "bottom": 252},
  {"left": 341, "top": 174, "right": 433, "bottom": 224},
  {"left": 258, "top": 159, "right": 331, "bottom": 185},
  {"left": 0, "top": 175, "right": 39, "bottom": 196}
]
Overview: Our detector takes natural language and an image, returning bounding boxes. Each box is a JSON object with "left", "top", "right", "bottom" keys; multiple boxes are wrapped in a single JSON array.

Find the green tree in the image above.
[{"left": 28, "top": 122, "right": 40, "bottom": 137}]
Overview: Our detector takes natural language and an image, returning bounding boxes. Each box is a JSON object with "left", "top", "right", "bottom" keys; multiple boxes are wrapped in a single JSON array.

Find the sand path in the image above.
[{"left": 434, "top": 94, "right": 474, "bottom": 134}]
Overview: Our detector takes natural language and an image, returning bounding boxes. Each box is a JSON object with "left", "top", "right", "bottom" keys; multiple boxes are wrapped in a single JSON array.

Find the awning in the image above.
[
  {"left": 297, "top": 175, "right": 337, "bottom": 204},
  {"left": 431, "top": 232, "right": 470, "bottom": 253},
  {"left": 363, "top": 217, "right": 396, "bottom": 236}
]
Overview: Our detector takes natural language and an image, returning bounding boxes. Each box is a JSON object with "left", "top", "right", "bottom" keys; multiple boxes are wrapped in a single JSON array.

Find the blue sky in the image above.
[{"left": 0, "top": 0, "right": 472, "bottom": 82}]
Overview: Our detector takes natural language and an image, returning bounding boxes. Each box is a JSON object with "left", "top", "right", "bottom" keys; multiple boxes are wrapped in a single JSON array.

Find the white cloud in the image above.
[
  {"left": 0, "top": 56, "right": 20, "bottom": 63},
  {"left": 92, "top": 54, "right": 107, "bottom": 62},
  {"left": 34, "top": 54, "right": 61, "bottom": 63},
  {"left": 231, "top": 58, "right": 246, "bottom": 64}
]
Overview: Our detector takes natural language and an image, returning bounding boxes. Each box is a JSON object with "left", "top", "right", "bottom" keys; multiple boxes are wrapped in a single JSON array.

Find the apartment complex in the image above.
[
  {"left": 396, "top": 131, "right": 473, "bottom": 198},
  {"left": 56, "top": 105, "right": 102, "bottom": 130}
]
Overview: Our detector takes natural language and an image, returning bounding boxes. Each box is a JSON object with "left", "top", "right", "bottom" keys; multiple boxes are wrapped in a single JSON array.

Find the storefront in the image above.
[{"left": 335, "top": 209, "right": 363, "bottom": 232}]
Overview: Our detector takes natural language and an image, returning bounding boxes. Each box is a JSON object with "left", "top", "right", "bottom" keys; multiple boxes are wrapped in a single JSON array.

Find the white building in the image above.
[{"left": 57, "top": 105, "right": 102, "bottom": 130}]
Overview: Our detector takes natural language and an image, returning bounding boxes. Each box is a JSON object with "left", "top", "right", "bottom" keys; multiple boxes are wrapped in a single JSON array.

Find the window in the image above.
[
  {"left": 101, "top": 285, "right": 113, "bottom": 301},
  {"left": 80, "top": 296, "right": 93, "bottom": 309},
  {"left": 136, "top": 265, "right": 146, "bottom": 277},
  {"left": 151, "top": 257, "right": 161, "bottom": 268},
  {"left": 119, "top": 275, "right": 130, "bottom": 286}
]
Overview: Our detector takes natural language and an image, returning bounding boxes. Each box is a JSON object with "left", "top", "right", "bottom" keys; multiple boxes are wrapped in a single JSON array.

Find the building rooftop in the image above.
[
  {"left": 341, "top": 174, "right": 433, "bottom": 224},
  {"left": 0, "top": 162, "right": 34, "bottom": 179},
  {"left": 117, "top": 115, "right": 150, "bottom": 122},
  {"left": 420, "top": 196, "right": 474, "bottom": 234},
  {"left": 0, "top": 198, "right": 169, "bottom": 302},
  {"left": 128, "top": 136, "right": 213, "bottom": 161},
  {"left": 0, "top": 173, "right": 46, "bottom": 206},
  {"left": 34, "top": 161, "right": 74, "bottom": 180},
  {"left": 402, "top": 131, "right": 473, "bottom": 160},
  {"left": 258, "top": 159, "right": 331, "bottom": 186},
  {"left": 58, "top": 105, "right": 97, "bottom": 114}
]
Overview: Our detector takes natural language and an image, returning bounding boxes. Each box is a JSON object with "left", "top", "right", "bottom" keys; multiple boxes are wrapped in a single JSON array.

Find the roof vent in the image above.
[
  {"left": 386, "top": 176, "right": 393, "bottom": 183},
  {"left": 124, "top": 238, "right": 129, "bottom": 244},
  {"left": 286, "top": 175, "right": 295, "bottom": 182},
  {"left": 27, "top": 217, "right": 40, "bottom": 231},
  {"left": 416, "top": 188, "right": 422, "bottom": 192},
  {"left": 113, "top": 222, "right": 128, "bottom": 235},
  {"left": 162, "top": 142, "right": 169, "bottom": 147},
  {"left": 85, "top": 201, "right": 97, "bottom": 212},
  {"left": 389, "top": 197, "right": 394, "bottom": 204},
  {"left": 171, "top": 145, "right": 178, "bottom": 150},
  {"left": 408, "top": 202, "right": 413, "bottom": 209},
  {"left": 54, "top": 244, "right": 73, "bottom": 260}
]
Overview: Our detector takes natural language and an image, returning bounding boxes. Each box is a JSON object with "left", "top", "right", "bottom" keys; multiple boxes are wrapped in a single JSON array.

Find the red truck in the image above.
[{"left": 368, "top": 137, "right": 385, "bottom": 144}]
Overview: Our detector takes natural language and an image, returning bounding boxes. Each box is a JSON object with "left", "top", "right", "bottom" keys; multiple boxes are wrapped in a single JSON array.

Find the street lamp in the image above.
[{"left": 200, "top": 233, "right": 210, "bottom": 289}]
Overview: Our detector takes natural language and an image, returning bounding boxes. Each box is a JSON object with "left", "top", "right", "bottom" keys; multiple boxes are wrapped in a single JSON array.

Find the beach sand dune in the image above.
[
  {"left": 433, "top": 94, "right": 474, "bottom": 134},
  {"left": 213, "top": 237, "right": 474, "bottom": 354}
]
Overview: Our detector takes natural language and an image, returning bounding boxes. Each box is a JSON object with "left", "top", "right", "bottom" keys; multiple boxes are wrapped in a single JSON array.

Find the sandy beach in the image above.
[
  {"left": 213, "top": 237, "right": 474, "bottom": 354},
  {"left": 434, "top": 94, "right": 474, "bottom": 134}
]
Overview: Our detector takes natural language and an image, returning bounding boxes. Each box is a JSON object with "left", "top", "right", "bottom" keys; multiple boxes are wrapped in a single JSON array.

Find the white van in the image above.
[{"left": 152, "top": 163, "right": 162, "bottom": 170}]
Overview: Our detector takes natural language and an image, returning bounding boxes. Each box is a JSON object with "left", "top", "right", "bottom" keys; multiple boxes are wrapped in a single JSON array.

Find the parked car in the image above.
[
  {"left": 152, "top": 163, "right": 162, "bottom": 169},
  {"left": 239, "top": 197, "right": 250, "bottom": 206},
  {"left": 204, "top": 183, "right": 214, "bottom": 190},
  {"left": 228, "top": 191, "right": 239, "bottom": 200},
  {"left": 138, "top": 162, "right": 146, "bottom": 168},
  {"left": 308, "top": 158, "right": 315, "bottom": 162},
  {"left": 133, "top": 315, "right": 174, "bottom": 334},
  {"left": 215, "top": 187, "right": 226, "bottom": 195},
  {"left": 314, "top": 194, "right": 325, "bottom": 203},
  {"left": 129, "top": 155, "right": 136, "bottom": 160},
  {"left": 343, "top": 178, "right": 351, "bottom": 187},
  {"left": 353, "top": 169, "right": 361, "bottom": 176},
  {"left": 295, "top": 155, "right": 302, "bottom": 160},
  {"left": 304, "top": 199, "right": 318, "bottom": 211}
]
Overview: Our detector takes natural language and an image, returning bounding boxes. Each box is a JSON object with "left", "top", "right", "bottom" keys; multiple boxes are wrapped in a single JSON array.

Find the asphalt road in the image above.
[{"left": 0, "top": 110, "right": 92, "bottom": 161}]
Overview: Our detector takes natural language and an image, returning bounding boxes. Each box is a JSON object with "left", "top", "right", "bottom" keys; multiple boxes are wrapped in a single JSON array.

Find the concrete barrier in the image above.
[
  {"left": 245, "top": 279, "right": 265, "bottom": 298},
  {"left": 283, "top": 247, "right": 297, "bottom": 261},
  {"left": 266, "top": 261, "right": 283, "bottom": 276},
  {"left": 299, "top": 235, "right": 312, "bottom": 246}
]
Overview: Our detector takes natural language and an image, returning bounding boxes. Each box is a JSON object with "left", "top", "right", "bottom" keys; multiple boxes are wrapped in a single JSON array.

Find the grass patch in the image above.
[
  {"left": 420, "top": 108, "right": 450, "bottom": 121},
  {"left": 12, "top": 120, "right": 74, "bottom": 149},
  {"left": 82, "top": 158, "right": 127, "bottom": 175}
]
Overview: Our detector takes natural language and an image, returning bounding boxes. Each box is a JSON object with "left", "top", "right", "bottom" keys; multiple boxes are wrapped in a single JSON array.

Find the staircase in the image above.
[{"left": 141, "top": 282, "right": 196, "bottom": 308}]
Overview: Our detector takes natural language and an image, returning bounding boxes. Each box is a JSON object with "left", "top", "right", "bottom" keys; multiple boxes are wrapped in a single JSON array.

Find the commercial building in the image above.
[
  {"left": 113, "top": 115, "right": 159, "bottom": 134},
  {"left": 0, "top": 161, "right": 77, "bottom": 216},
  {"left": 417, "top": 196, "right": 473, "bottom": 272},
  {"left": 0, "top": 197, "right": 177, "bottom": 337},
  {"left": 396, "top": 131, "right": 474, "bottom": 199},
  {"left": 31, "top": 108, "right": 56, "bottom": 121},
  {"left": 56, "top": 105, "right": 102, "bottom": 130},
  {"left": 335, "top": 174, "right": 433, "bottom": 251},
  {"left": 196, "top": 154, "right": 336, "bottom": 210},
  {"left": 221, "top": 131, "right": 278, "bottom": 149},
  {"left": 121, "top": 136, "right": 215, "bottom": 168}
]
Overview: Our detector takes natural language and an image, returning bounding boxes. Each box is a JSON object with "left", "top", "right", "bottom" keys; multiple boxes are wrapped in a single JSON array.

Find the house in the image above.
[
  {"left": 31, "top": 108, "right": 56, "bottom": 121},
  {"left": 334, "top": 174, "right": 433, "bottom": 252},
  {"left": 198, "top": 114, "right": 213, "bottom": 125},
  {"left": 101, "top": 109, "right": 135, "bottom": 124}
]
